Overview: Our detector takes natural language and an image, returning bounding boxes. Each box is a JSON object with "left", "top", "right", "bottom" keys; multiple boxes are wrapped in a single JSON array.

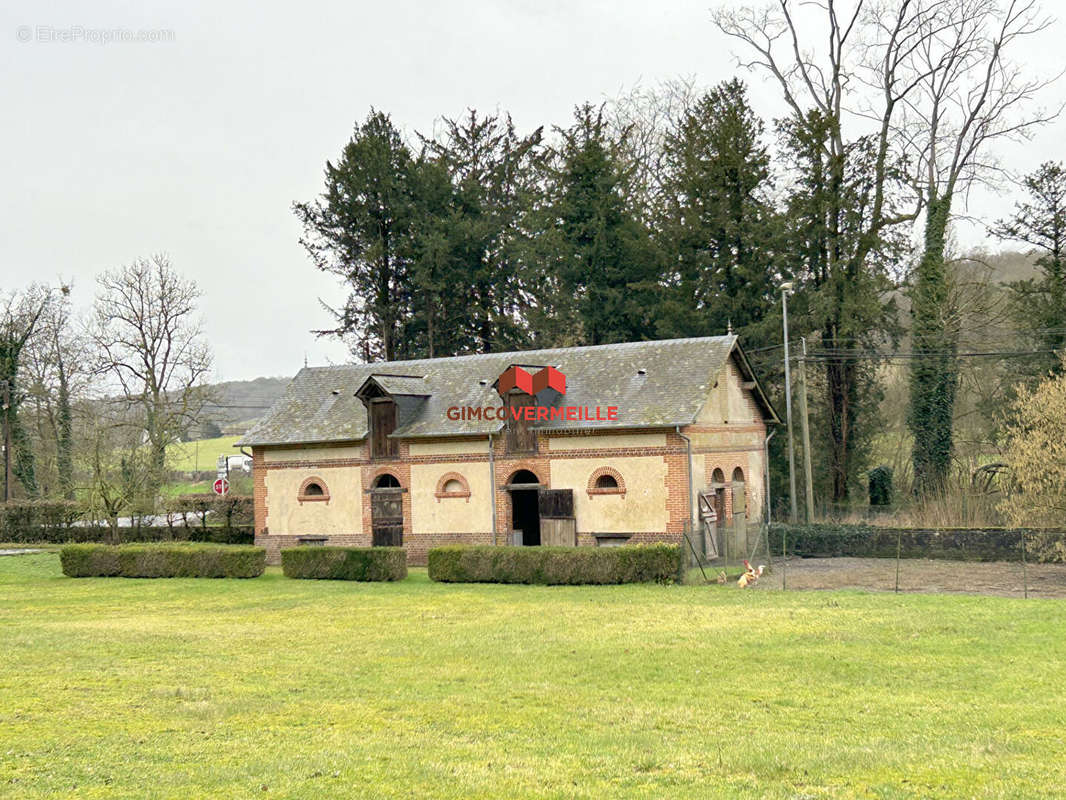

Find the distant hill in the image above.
[{"left": 194, "top": 376, "right": 291, "bottom": 437}]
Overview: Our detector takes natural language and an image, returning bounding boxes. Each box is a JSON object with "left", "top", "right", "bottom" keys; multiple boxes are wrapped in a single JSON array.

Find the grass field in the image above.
[
  {"left": 167, "top": 435, "right": 241, "bottom": 473},
  {"left": 2, "top": 553, "right": 1065, "bottom": 799}
]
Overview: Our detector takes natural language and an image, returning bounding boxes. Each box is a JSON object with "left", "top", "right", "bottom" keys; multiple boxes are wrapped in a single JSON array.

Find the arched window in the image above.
[
  {"left": 507, "top": 469, "right": 540, "bottom": 486},
  {"left": 732, "top": 467, "right": 747, "bottom": 515},
  {"left": 298, "top": 477, "right": 330, "bottom": 503},
  {"left": 435, "top": 472, "right": 471, "bottom": 501},
  {"left": 587, "top": 467, "right": 626, "bottom": 496},
  {"left": 374, "top": 473, "right": 401, "bottom": 489}
]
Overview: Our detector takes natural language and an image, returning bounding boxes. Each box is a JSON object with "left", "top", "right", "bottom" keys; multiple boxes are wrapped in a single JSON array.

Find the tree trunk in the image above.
[
  {"left": 909, "top": 193, "right": 957, "bottom": 495},
  {"left": 55, "top": 354, "right": 74, "bottom": 500}
]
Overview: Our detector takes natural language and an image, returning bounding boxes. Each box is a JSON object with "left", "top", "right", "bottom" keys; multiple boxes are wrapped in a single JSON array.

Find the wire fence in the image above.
[{"left": 684, "top": 524, "right": 1066, "bottom": 598}]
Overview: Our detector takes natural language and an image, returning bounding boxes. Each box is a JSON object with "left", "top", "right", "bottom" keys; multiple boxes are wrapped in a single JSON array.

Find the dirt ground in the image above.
[{"left": 749, "top": 556, "right": 1066, "bottom": 598}]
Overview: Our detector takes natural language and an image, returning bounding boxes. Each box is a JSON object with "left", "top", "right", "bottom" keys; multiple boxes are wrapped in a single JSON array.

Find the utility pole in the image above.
[
  {"left": 1, "top": 379, "right": 11, "bottom": 503},
  {"left": 798, "top": 338, "right": 814, "bottom": 523},
  {"left": 781, "top": 283, "right": 798, "bottom": 523}
]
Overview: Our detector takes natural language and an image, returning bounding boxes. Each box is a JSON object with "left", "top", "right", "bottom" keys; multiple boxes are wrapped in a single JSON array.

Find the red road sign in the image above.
[{"left": 213, "top": 477, "right": 229, "bottom": 496}]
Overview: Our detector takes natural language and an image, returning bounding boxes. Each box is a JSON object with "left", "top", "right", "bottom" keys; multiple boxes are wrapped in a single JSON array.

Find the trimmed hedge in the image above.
[
  {"left": 768, "top": 523, "right": 1066, "bottom": 563},
  {"left": 427, "top": 544, "right": 681, "bottom": 585},
  {"left": 281, "top": 546, "right": 407, "bottom": 581},
  {"left": 60, "top": 543, "right": 266, "bottom": 578},
  {"left": 2, "top": 523, "right": 254, "bottom": 545}
]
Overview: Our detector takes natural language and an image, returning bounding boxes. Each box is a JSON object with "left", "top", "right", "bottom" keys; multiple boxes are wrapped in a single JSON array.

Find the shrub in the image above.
[
  {"left": 427, "top": 544, "right": 680, "bottom": 585},
  {"left": 2, "top": 523, "right": 254, "bottom": 545},
  {"left": 60, "top": 543, "right": 265, "bottom": 578},
  {"left": 868, "top": 466, "right": 893, "bottom": 507},
  {"left": 282, "top": 546, "right": 407, "bottom": 581},
  {"left": 0, "top": 500, "right": 83, "bottom": 541}
]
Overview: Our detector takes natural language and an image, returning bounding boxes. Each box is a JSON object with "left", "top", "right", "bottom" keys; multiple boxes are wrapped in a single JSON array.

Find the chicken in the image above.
[{"left": 737, "top": 560, "right": 766, "bottom": 588}]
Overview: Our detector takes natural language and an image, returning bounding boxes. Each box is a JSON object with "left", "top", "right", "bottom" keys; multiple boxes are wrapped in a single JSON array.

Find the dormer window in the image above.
[
  {"left": 504, "top": 392, "right": 537, "bottom": 454},
  {"left": 369, "top": 398, "right": 398, "bottom": 459}
]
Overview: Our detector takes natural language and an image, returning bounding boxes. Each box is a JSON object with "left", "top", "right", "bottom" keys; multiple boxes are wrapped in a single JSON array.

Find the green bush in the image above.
[
  {"left": 2, "top": 523, "right": 253, "bottom": 545},
  {"left": 281, "top": 546, "right": 407, "bottom": 581},
  {"left": 0, "top": 500, "right": 83, "bottom": 541},
  {"left": 768, "top": 523, "right": 1066, "bottom": 563},
  {"left": 868, "top": 466, "right": 893, "bottom": 507},
  {"left": 60, "top": 543, "right": 265, "bottom": 578},
  {"left": 427, "top": 544, "right": 681, "bottom": 585}
]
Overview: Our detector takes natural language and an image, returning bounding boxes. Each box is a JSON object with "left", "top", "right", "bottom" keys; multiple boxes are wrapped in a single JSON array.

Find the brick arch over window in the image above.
[
  {"left": 435, "top": 471, "right": 471, "bottom": 502},
  {"left": 505, "top": 464, "right": 545, "bottom": 486},
  {"left": 368, "top": 468, "right": 404, "bottom": 490},
  {"left": 587, "top": 466, "right": 626, "bottom": 496},
  {"left": 298, "top": 476, "right": 330, "bottom": 503}
]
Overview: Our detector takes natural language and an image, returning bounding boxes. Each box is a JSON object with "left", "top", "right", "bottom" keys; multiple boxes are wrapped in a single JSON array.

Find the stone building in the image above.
[{"left": 237, "top": 336, "right": 778, "bottom": 564}]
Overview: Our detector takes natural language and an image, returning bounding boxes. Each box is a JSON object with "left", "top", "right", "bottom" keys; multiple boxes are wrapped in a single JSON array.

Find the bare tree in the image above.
[
  {"left": 714, "top": 0, "right": 923, "bottom": 502},
  {"left": 91, "top": 255, "right": 212, "bottom": 494},
  {"left": 892, "top": 0, "right": 1059, "bottom": 494},
  {"left": 714, "top": 0, "right": 1057, "bottom": 498},
  {"left": 23, "top": 283, "right": 88, "bottom": 499}
]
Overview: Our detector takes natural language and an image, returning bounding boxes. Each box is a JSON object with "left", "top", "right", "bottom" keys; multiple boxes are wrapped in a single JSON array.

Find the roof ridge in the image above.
[{"left": 303, "top": 335, "right": 736, "bottom": 372}]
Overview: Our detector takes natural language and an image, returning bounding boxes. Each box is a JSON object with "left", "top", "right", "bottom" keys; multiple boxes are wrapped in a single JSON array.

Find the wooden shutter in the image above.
[
  {"left": 505, "top": 393, "right": 537, "bottom": 453},
  {"left": 371, "top": 400, "right": 397, "bottom": 459},
  {"left": 538, "top": 488, "right": 574, "bottom": 519}
]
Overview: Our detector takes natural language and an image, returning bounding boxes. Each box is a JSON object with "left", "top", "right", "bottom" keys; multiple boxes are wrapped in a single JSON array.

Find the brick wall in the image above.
[{"left": 251, "top": 424, "right": 767, "bottom": 566}]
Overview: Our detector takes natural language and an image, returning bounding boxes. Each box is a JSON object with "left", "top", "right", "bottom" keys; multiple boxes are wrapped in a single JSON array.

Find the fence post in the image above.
[
  {"left": 1021, "top": 529, "right": 1029, "bottom": 600},
  {"left": 895, "top": 529, "right": 902, "bottom": 594},
  {"left": 781, "top": 525, "right": 787, "bottom": 590}
]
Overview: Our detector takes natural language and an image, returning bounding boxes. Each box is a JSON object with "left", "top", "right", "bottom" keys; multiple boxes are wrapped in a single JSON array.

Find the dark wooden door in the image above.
[
  {"left": 370, "top": 400, "right": 398, "bottom": 458},
  {"left": 538, "top": 488, "right": 574, "bottom": 519},
  {"left": 371, "top": 489, "right": 403, "bottom": 546},
  {"left": 505, "top": 393, "right": 537, "bottom": 453}
]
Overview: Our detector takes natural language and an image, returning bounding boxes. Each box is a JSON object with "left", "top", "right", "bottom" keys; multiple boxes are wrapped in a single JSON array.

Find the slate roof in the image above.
[{"left": 237, "top": 336, "right": 778, "bottom": 447}]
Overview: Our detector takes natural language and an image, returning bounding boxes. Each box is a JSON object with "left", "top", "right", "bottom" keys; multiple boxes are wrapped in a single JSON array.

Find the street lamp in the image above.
[{"left": 780, "top": 282, "right": 798, "bottom": 523}]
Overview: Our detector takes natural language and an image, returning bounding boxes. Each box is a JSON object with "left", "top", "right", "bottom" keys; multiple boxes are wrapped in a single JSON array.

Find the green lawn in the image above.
[
  {"left": 1, "top": 554, "right": 1064, "bottom": 799},
  {"left": 167, "top": 435, "right": 241, "bottom": 473}
]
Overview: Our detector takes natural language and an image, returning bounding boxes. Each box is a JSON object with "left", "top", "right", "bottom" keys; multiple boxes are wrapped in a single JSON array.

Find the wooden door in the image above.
[
  {"left": 371, "top": 489, "right": 403, "bottom": 546},
  {"left": 370, "top": 400, "right": 398, "bottom": 458},
  {"left": 538, "top": 488, "right": 575, "bottom": 546},
  {"left": 505, "top": 393, "right": 537, "bottom": 453}
]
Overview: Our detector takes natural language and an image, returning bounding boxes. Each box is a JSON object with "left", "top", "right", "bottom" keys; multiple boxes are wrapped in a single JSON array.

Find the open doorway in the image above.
[{"left": 508, "top": 469, "right": 540, "bottom": 546}]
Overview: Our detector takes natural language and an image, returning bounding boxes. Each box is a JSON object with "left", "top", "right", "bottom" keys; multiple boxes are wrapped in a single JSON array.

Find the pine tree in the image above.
[
  {"left": 294, "top": 110, "right": 418, "bottom": 362},
  {"left": 420, "top": 110, "right": 543, "bottom": 354},
  {"left": 993, "top": 161, "right": 1066, "bottom": 377},
  {"left": 548, "top": 104, "right": 658, "bottom": 346},
  {"left": 656, "top": 79, "right": 780, "bottom": 341}
]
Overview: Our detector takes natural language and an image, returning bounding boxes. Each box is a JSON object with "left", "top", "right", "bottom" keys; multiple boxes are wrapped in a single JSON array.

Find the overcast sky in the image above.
[{"left": 3, "top": 0, "right": 1064, "bottom": 382}]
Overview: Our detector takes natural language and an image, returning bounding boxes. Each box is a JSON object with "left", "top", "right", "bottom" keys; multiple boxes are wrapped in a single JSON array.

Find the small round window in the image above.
[
  {"left": 303, "top": 482, "right": 325, "bottom": 496},
  {"left": 442, "top": 479, "right": 464, "bottom": 493}
]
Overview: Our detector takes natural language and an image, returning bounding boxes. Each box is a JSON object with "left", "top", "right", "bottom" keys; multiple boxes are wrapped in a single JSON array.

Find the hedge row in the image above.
[
  {"left": 427, "top": 544, "right": 681, "bottom": 585},
  {"left": 0, "top": 497, "right": 254, "bottom": 543},
  {"left": 60, "top": 543, "right": 266, "bottom": 578},
  {"left": 768, "top": 523, "right": 1066, "bottom": 563},
  {"left": 281, "top": 546, "right": 407, "bottom": 581},
  {"left": 3, "top": 524, "right": 254, "bottom": 545}
]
